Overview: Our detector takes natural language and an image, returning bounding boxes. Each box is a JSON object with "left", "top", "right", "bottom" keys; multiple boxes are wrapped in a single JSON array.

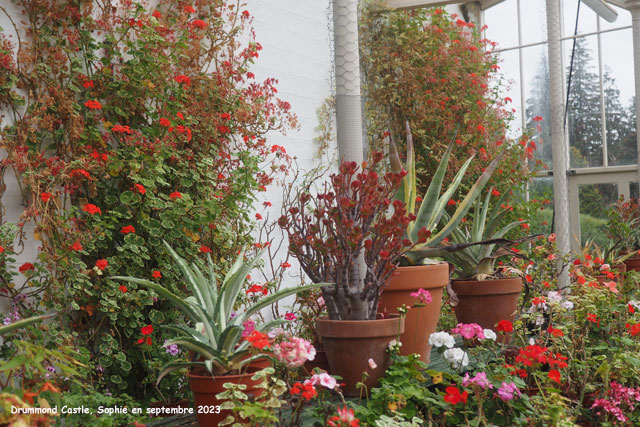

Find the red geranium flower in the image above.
[
  {"left": 174, "top": 75, "right": 191, "bottom": 86},
  {"left": 184, "top": 5, "right": 195, "bottom": 13},
  {"left": 0, "top": 246, "right": 4, "bottom": 253},
  {"left": 152, "top": 270, "right": 162, "bottom": 279},
  {"left": 134, "top": 184, "right": 146, "bottom": 195},
  {"left": 111, "top": 125, "right": 132, "bottom": 134},
  {"left": 255, "top": 213, "right": 263, "bottom": 220},
  {"left": 152, "top": 10, "right": 161, "bottom": 19},
  {"left": 96, "top": 259, "right": 108, "bottom": 270},
  {"left": 19, "top": 262, "right": 35, "bottom": 273},
  {"left": 41, "top": 192, "right": 52, "bottom": 202},
  {"left": 84, "top": 99, "right": 102, "bottom": 110},
  {"left": 199, "top": 245, "right": 212, "bottom": 254},
  {"left": 70, "top": 169, "right": 91, "bottom": 179},
  {"left": 444, "top": 386, "right": 468, "bottom": 405},
  {"left": 82, "top": 80, "right": 94, "bottom": 89},
  {"left": 191, "top": 19, "right": 207, "bottom": 29},
  {"left": 121, "top": 225, "right": 136, "bottom": 234},
  {"left": 70, "top": 241, "right": 83, "bottom": 252},
  {"left": 119, "top": 285, "right": 128, "bottom": 293},
  {"left": 159, "top": 118, "right": 170, "bottom": 127},
  {"left": 245, "top": 330, "right": 270, "bottom": 349},
  {"left": 141, "top": 324, "right": 154, "bottom": 336},
  {"left": 496, "top": 320, "right": 513, "bottom": 332},
  {"left": 169, "top": 191, "right": 182, "bottom": 200},
  {"left": 82, "top": 203, "right": 102, "bottom": 215},
  {"left": 548, "top": 369, "right": 561, "bottom": 383}
]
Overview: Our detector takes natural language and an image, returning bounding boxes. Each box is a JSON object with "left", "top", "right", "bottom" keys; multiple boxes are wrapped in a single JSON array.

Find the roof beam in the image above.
[{"left": 385, "top": 0, "right": 506, "bottom": 11}]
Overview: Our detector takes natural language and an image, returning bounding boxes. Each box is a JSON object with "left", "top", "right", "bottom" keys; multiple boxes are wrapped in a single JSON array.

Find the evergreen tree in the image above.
[{"left": 526, "top": 53, "right": 552, "bottom": 168}]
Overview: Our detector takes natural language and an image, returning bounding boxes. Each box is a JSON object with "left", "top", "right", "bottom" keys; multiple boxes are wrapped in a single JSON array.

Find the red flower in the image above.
[
  {"left": 496, "top": 320, "right": 513, "bottom": 332},
  {"left": 169, "top": 191, "right": 182, "bottom": 200},
  {"left": 447, "top": 199, "right": 456, "bottom": 205},
  {"left": 82, "top": 203, "right": 102, "bottom": 215},
  {"left": 628, "top": 323, "right": 640, "bottom": 336},
  {"left": 199, "top": 245, "right": 212, "bottom": 254},
  {"left": 141, "top": 324, "right": 154, "bottom": 336},
  {"left": 152, "top": 270, "right": 162, "bottom": 279},
  {"left": 70, "top": 169, "right": 91, "bottom": 179},
  {"left": 82, "top": 80, "right": 94, "bottom": 89},
  {"left": 546, "top": 326, "right": 564, "bottom": 337},
  {"left": 41, "top": 192, "right": 52, "bottom": 202},
  {"left": 629, "top": 304, "right": 636, "bottom": 314},
  {"left": 191, "top": 19, "right": 207, "bottom": 29},
  {"left": 255, "top": 213, "right": 263, "bottom": 220},
  {"left": 0, "top": 246, "right": 4, "bottom": 253},
  {"left": 533, "top": 116, "right": 543, "bottom": 122},
  {"left": 290, "top": 381, "right": 317, "bottom": 401},
  {"left": 121, "top": 225, "right": 136, "bottom": 234},
  {"left": 476, "top": 124, "right": 485, "bottom": 133},
  {"left": 281, "top": 262, "right": 291, "bottom": 269},
  {"left": 174, "top": 75, "right": 191, "bottom": 86},
  {"left": 379, "top": 250, "right": 390, "bottom": 259},
  {"left": 111, "top": 125, "right": 132, "bottom": 134},
  {"left": 19, "top": 262, "right": 35, "bottom": 273},
  {"left": 263, "top": 201, "right": 272, "bottom": 207},
  {"left": 84, "top": 99, "right": 102, "bottom": 110},
  {"left": 159, "top": 118, "right": 170, "bottom": 127},
  {"left": 152, "top": 10, "right": 161, "bottom": 19},
  {"left": 327, "top": 406, "right": 359, "bottom": 427},
  {"left": 96, "top": 259, "right": 108, "bottom": 271},
  {"left": 548, "top": 369, "right": 561, "bottom": 383},
  {"left": 134, "top": 184, "right": 146, "bottom": 195},
  {"left": 245, "top": 330, "right": 270, "bottom": 349},
  {"left": 587, "top": 313, "right": 600, "bottom": 326},
  {"left": 491, "top": 188, "right": 500, "bottom": 196},
  {"left": 183, "top": 5, "right": 195, "bottom": 13},
  {"left": 119, "top": 285, "right": 128, "bottom": 293},
  {"left": 444, "top": 386, "right": 468, "bottom": 405},
  {"left": 70, "top": 241, "right": 83, "bottom": 252}
]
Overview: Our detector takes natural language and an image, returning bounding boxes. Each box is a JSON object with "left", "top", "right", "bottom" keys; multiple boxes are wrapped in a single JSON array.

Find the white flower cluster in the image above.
[
  {"left": 547, "top": 291, "right": 574, "bottom": 310},
  {"left": 428, "top": 331, "right": 455, "bottom": 349},
  {"left": 483, "top": 328, "right": 497, "bottom": 341},
  {"left": 443, "top": 348, "right": 469, "bottom": 369}
]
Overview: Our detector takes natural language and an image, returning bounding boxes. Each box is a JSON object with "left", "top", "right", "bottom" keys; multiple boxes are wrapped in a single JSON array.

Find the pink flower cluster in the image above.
[
  {"left": 462, "top": 371, "right": 493, "bottom": 390},
  {"left": 451, "top": 323, "right": 485, "bottom": 340},
  {"left": 310, "top": 372, "right": 338, "bottom": 390},
  {"left": 591, "top": 381, "right": 640, "bottom": 423},
  {"left": 496, "top": 382, "right": 521, "bottom": 401},
  {"left": 274, "top": 337, "right": 316, "bottom": 368},
  {"left": 410, "top": 288, "right": 432, "bottom": 305}
]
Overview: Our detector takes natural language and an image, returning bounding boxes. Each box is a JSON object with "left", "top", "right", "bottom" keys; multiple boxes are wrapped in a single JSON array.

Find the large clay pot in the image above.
[
  {"left": 624, "top": 256, "right": 640, "bottom": 272},
  {"left": 316, "top": 314, "right": 404, "bottom": 396},
  {"left": 450, "top": 277, "right": 523, "bottom": 343},
  {"left": 187, "top": 368, "right": 262, "bottom": 426},
  {"left": 378, "top": 263, "right": 448, "bottom": 364}
]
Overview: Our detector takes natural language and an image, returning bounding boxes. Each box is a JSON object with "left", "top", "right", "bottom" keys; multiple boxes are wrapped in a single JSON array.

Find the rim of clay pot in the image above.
[
  {"left": 316, "top": 314, "right": 404, "bottom": 338},
  {"left": 385, "top": 262, "right": 450, "bottom": 292},
  {"left": 186, "top": 366, "right": 260, "bottom": 381},
  {"left": 450, "top": 277, "right": 523, "bottom": 296}
]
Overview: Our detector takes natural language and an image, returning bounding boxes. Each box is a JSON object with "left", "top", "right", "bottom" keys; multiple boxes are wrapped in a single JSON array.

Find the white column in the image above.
[
  {"left": 627, "top": 1, "right": 640, "bottom": 178},
  {"left": 333, "top": 0, "right": 364, "bottom": 164},
  {"left": 546, "top": 0, "right": 571, "bottom": 289}
]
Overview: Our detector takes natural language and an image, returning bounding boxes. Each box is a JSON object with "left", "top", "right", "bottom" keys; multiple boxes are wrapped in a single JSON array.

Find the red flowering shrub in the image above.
[{"left": 0, "top": 0, "right": 293, "bottom": 400}]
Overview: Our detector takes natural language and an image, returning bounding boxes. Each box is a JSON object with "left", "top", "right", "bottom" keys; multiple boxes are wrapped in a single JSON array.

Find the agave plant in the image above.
[
  {"left": 0, "top": 314, "right": 53, "bottom": 336},
  {"left": 440, "top": 188, "right": 534, "bottom": 280},
  {"left": 389, "top": 122, "right": 504, "bottom": 265},
  {"left": 113, "top": 242, "right": 327, "bottom": 383}
]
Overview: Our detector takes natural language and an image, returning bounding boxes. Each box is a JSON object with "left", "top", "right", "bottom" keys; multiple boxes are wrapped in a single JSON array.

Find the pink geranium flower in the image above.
[{"left": 410, "top": 288, "right": 432, "bottom": 305}]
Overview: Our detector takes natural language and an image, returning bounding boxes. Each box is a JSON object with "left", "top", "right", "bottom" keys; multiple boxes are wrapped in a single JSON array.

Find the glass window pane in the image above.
[
  {"left": 494, "top": 49, "right": 522, "bottom": 139},
  {"left": 529, "top": 178, "right": 554, "bottom": 235},
  {"left": 484, "top": 0, "right": 519, "bottom": 49},
  {"left": 631, "top": 182, "right": 639, "bottom": 200},
  {"left": 579, "top": 183, "right": 617, "bottom": 246},
  {"left": 600, "top": 5, "right": 632, "bottom": 32},
  {"left": 564, "top": 35, "right": 603, "bottom": 168},
  {"left": 601, "top": 29, "right": 637, "bottom": 166},
  {"left": 563, "top": 0, "right": 598, "bottom": 38},
  {"left": 520, "top": 0, "right": 547, "bottom": 45},
  {"left": 523, "top": 45, "right": 552, "bottom": 169}
]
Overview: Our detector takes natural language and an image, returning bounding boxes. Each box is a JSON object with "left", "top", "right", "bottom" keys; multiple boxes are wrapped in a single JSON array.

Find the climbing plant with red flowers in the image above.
[{"left": 0, "top": 0, "right": 293, "bottom": 400}]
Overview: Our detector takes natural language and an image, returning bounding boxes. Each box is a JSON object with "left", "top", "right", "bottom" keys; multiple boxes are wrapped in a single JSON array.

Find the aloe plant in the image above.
[
  {"left": 440, "top": 188, "right": 532, "bottom": 280},
  {"left": 389, "top": 122, "right": 504, "bottom": 265},
  {"left": 0, "top": 314, "right": 54, "bottom": 336},
  {"left": 113, "top": 242, "right": 327, "bottom": 383}
]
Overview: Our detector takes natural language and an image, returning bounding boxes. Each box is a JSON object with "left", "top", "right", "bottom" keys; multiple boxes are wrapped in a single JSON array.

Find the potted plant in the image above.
[
  {"left": 279, "top": 153, "right": 414, "bottom": 396},
  {"left": 604, "top": 197, "right": 640, "bottom": 271},
  {"left": 381, "top": 123, "right": 504, "bottom": 362},
  {"left": 114, "top": 242, "right": 326, "bottom": 425},
  {"left": 439, "top": 188, "right": 533, "bottom": 342}
]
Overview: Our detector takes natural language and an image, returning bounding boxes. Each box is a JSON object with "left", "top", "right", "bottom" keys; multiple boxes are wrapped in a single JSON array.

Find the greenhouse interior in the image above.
[{"left": 3, "top": 0, "right": 640, "bottom": 425}]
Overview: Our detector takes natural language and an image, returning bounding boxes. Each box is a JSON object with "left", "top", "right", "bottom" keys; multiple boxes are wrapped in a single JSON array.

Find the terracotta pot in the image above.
[
  {"left": 450, "top": 277, "right": 523, "bottom": 343},
  {"left": 303, "top": 349, "right": 330, "bottom": 374},
  {"left": 624, "top": 256, "right": 640, "bottom": 272},
  {"left": 316, "top": 314, "right": 404, "bottom": 396},
  {"left": 378, "top": 263, "right": 448, "bottom": 364},
  {"left": 187, "top": 368, "right": 261, "bottom": 426},
  {"left": 595, "top": 263, "right": 626, "bottom": 284}
]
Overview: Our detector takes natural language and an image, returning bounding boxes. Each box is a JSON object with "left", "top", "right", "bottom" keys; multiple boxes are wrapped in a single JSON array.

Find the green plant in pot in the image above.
[
  {"left": 604, "top": 197, "right": 640, "bottom": 271},
  {"left": 113, "top": 242, "right": 326, "bottom": 425},
  {"left": 279, "top": 153, "right": 415, "bottom": 396},
  {"left": 439, "top": 188, "right": 534, "bottom": 342},
  {"left": 380, "top": 123, "right": 504, "bottom": 362}
]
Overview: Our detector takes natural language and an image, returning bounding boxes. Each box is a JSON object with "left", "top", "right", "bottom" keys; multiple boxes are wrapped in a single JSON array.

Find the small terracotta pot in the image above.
[
  {"left": 303, "top": 349, "right": 330, "bottom": 374},
  {"left": 450, "top": 277, "right": 523, "bottom": 343},
  {"left": 624, "top": 256, "right": 640, "bottom": 272},
  {"left": 187, "top": 368, "right": 261, "bottom": 426},
  {"left": 378, "top": 263, "right": 448, "bottom": 364},
  {"left": 316, "top": 314, "right": 404, "bottom": 396},
  {"left": 595, "top": 263, "right": 626, "bottom": 284}
]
